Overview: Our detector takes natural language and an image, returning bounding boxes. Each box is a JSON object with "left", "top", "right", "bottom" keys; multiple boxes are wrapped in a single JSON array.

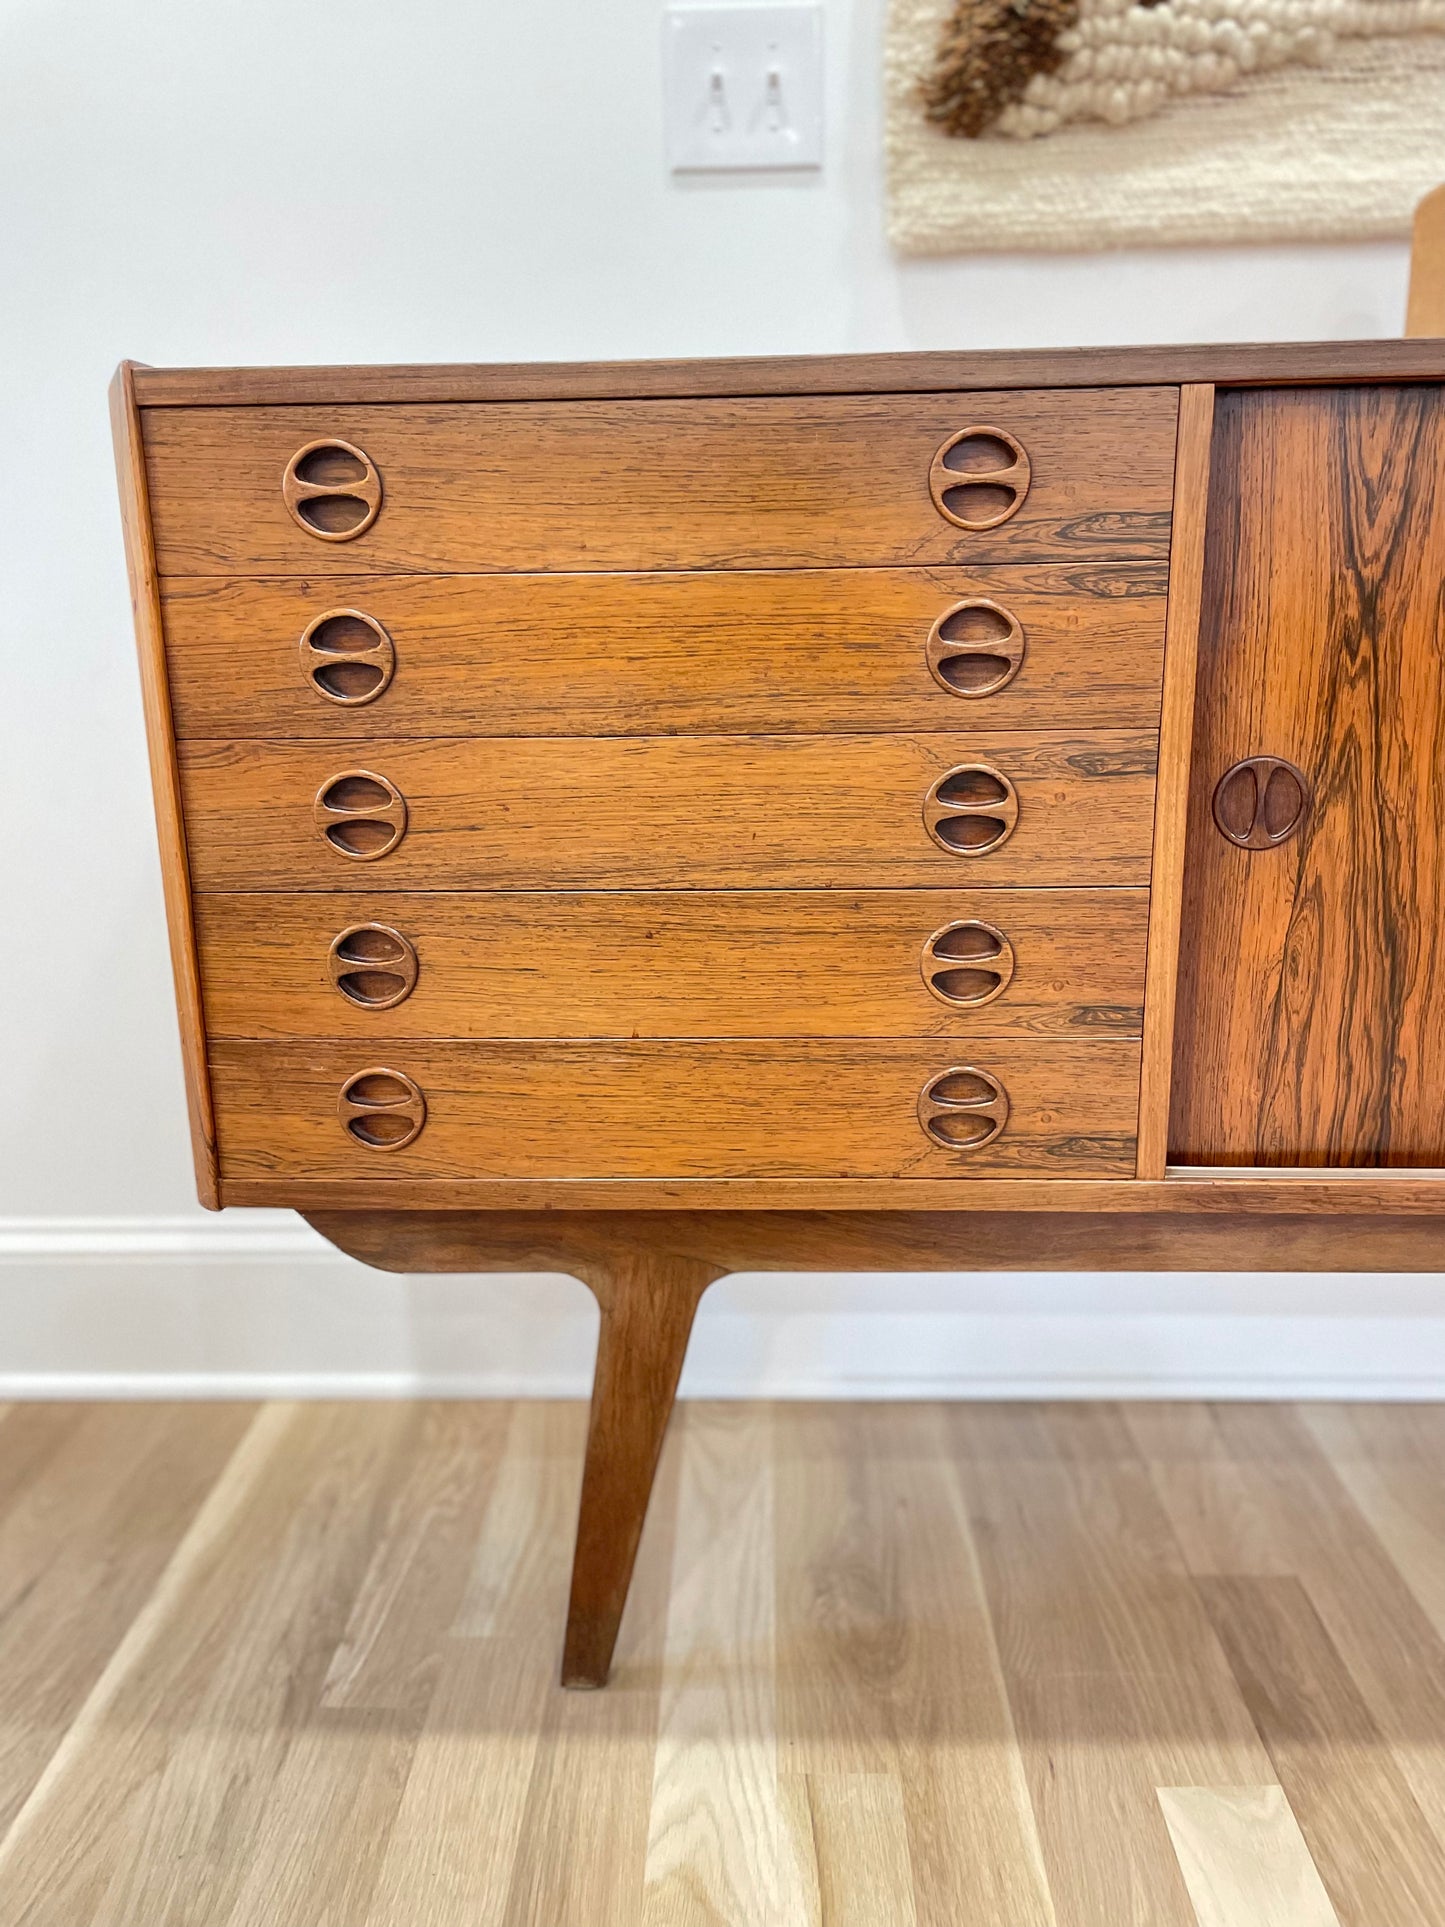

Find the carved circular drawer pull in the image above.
[
  {"left": 313, "top": 770, "right": 409, "bottom": 861},
  {"left": 300, "top": 610, "right": 396, "bottom": 706},
  {"left": 929, "top": 427, "right": 1031, "bottom": 532},
  {"left": 923, "top": 764, "right": 1019, "bottom": 857},
  {"left": 926, "top": 598, "right": 1027, "bottom": 698},
  {"left": 337, "top": 1067, "right": 427, "bottom": 1151},
  {"left": 917, "top": 1066, "right": 1010, "bottom": 1152},
  {"left": 327, "top": 924, "right": 419, "bottom": 1009},
  {"left": 921, "top": 920, "right": 1015, "bottom": 1009},
  {"left": 1212, "top": 755, "right": 1311, "bottom": 850},
  {"left": 282, "top": 438, "right": 383, "bottom": 542}
]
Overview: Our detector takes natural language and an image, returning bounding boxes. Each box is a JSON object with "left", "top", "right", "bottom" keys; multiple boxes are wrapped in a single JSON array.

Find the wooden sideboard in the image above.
[{"left": 113, "top": 341, "right": 1445, "bottom": 1685}]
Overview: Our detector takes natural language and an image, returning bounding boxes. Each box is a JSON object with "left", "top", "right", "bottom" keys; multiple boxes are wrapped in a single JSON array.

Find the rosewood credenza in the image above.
[{"left": 113, "top": 342, "right": 1445, "bottom": 1684}]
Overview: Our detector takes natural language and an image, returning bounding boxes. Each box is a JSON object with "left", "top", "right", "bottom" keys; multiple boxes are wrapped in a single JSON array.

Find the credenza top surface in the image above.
[{"left": 127, "top": 339, "right": 1445, "bottom": 409}]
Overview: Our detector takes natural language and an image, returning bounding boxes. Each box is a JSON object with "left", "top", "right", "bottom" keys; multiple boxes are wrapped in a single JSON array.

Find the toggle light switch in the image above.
[{"left": 663, "top": 4, "right": 824, "bottom": 171}]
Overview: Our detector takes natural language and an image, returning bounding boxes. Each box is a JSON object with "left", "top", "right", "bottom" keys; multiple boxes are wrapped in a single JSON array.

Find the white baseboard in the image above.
[
  {"left": 0, "top": 1214, "right": 330, "bottom": 1259},
  {"left": 2, "top": 1214, "right": 1444, "bottom": 1401}
]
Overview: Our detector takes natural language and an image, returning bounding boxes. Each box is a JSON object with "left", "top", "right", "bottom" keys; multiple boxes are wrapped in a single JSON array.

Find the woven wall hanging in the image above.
[{"left": 887, "top": 0, "right": 1445, "bottom": 251}]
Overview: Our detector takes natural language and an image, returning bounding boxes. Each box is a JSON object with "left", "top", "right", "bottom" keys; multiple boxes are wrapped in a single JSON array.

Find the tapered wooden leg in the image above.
[{"left": 561, "top": 1244, "right": 724, "bottom": 1688}]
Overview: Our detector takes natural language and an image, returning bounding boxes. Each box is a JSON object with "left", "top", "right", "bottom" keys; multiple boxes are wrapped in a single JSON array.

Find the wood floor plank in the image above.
[
  {"left": 92, "top": 1401, "right": 429, "bottom": 1927},
  {"left": 495, "top": 1665, "right": 663, "bottom": 1927},
  {"left": 772, "top": 1401, "right": 902, "bottom": 1779},
  {"left": 494, "top": 1403, "right": 680, "bottom": 1927},
  {"left": 0, "top": 1402, "right": 288, "bottom": 1914},
  {"left": 774, "top": 1403, "right": 1056, "bottom": 1927},
  {"left": 805, "top": 1772, "right": 918, "bottom": 1927},
  {"left": 450, "top": 1399, "right": 588, "bottom": 1639},
  {"left": 1135, "top": 1403, "right": 1445, "bottom": 1851},
  {"left": 217, "top": 1403, "right": 518, "bottom": 1927},
  {"left": 363, "top": 1636, "right": 557, "bottom": 1927},
  {"left": 643, "top": 1402, "right": 813, "bottom": 1927},
  {"left": 1201, "top": 1575, "right": 1445, "bottom": 1927},
  {"left": 364, "top": 1402, "right": 589, "bottom": 1927},
  {"left": 0, "top": 1404, "right": 89, "bottom": 1523},
  {"left": 947, "top": 1404, "right": 1273, "bottom": 1927},
  {"left": 1004, "top": 1670, "right": 1218, "bottom": 1927},
  {"left": 209, "top": 1707, "right": 425, "bottom": 1927},
  {"left": 1158, "top": 1786, "right": 1341, "bottom": 1927},
  {"left": 0, "top": 1401, "right": 255, "bottom": 1840},
  {"left": 323, "top": 1401, "right": 513, "bottom": 1714},
  {"left": 0, "top": 1399, "right": 1443, "bottom": 1925},
  {"left": 0, "top": 1403, "right": 420, "bottom": 1927},
  {"left": 949, "top": 1405, "right": 1272, "bottom": 1747},
  {"left": 1301, "top": 1405, "right": 1445, "bottom": 1648},
  {"left": 1119, "top": 1402, "right": 1296, "bottom": 1580}
]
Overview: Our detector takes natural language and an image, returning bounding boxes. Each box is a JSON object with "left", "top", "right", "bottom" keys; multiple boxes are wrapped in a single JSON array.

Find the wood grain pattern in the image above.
[
  {"left": 642, "top": 1404, "right": 790, "bottom": 1893},
  {"left": 361, "top": 1404, "right": 590, "bottom": 1921},
  {"left": 109, "top": 362, "right": 220, "bottom": 1207},
  {"left": 1157, "top": 1785, "right": 1342, "bottom": 1927},
  {"left": 946, "top": 1404, "right": 1274, "bottom": 1925},
  {"left": 319, "top": 1401, "right": 511, "bottom": 1714},
  {"left": 1135, "top": 1401, "right": 1445, "bottom": 1868},
  {"left": 1137, "top": 383, "right": 1212, "bottom": 1178},
  {"left": 301, "top": 1205, "right": 1445, "bottom": 1278},
  {"left": 1171, "top": 384, "right": 1445, "bottom": 1166},
  {"left": 461, "top": 1408, "right": 681, "bottom": 1926},
  {"left": 179, "top": 730, "right": 1158, "bottom": 891},
  {"left": 640, "top": 1406, "right": 817, "bottom": 1925},
  {"left": 0, "top": 1403, "right": 412, "bottom": 1924},
  {"left": 562, "top": 1252, "right": 720, "bottom": 1687},
  {"left": 773, "top": 1403, "right": 1057, "bottom": 1926},
  {"left": 1302, "top": 1404, "right": 1445, "bottom": 1648},
  {"left": 159, "top": 562, "right": 1169, "bottom": 739},
  {"left": 194, "top": 887, "right": 1150, "bottom": 1041},
  {"left": 0, "top": 1404, "right": 253, "bottom": 1838},
  {"left": 186, "top": 1414, "right": 507, "bottom": 1927},
  {"left": 0, "top": 1405, "right": 80, "bottom": 1523},
  {"left": 228, "top": 1168, "right": 1445, "bottom": 1211},
  {"left": 1200, "top": 1576, "right": 1445, "bottom": 1927},
  {"left": 115, "top": 359, "right": 1445, "bottom": 1231},
  {"left": 127, "top": 338, "right": 1445, "bottom": 408},
  {"left": 1, "top": 1398, "right": 1440, "bottom": 1924},
  {"left": 1407, "top": 185, "right": 1445, "bottom": 338},
  {"left": 140, "top": 390, "right": 1178, "bottom": 576},
  {"left": 209, "top": 1037, "right": 1143, "bottom": 1181},
  {"left": 793, "top": 1775, "right": 916, "bottom": 1927}
]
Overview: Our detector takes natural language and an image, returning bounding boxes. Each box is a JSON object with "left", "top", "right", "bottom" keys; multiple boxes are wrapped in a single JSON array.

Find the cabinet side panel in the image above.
[
  {"left": 1170, "top": 384, "right": 1445, "bottom": 1166},
  {"left": 110, "top": 365, "right": 219, "bottom": 1206}
]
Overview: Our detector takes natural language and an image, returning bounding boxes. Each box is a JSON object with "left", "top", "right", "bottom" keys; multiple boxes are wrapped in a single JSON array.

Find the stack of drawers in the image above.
[{"left": 143, "top": 383, "right": 1180, "bottom": 1184}]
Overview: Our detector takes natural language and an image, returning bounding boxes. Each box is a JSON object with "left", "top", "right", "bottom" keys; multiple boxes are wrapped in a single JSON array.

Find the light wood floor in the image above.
[{"left": 0, "top": 1400, "right": 1443, "bottom": 1923}]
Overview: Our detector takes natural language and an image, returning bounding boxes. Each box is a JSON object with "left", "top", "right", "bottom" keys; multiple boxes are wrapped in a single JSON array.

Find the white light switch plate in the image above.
[{"left": 664, "top": 4, "right": 823, "bottom": 171}]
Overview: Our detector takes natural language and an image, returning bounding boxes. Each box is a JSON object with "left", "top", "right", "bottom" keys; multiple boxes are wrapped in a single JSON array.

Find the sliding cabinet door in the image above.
[{"left": 1171, "top": 384, "right": 1445, "bottom": 1166}]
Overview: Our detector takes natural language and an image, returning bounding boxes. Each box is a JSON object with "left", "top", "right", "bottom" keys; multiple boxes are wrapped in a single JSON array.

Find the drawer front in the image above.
[
  {"left": 194, "top": 888, "right": 1150, "bottom": 1040},
  {"left": 162, "top": 563, "right": 1169, "bottom": 739},
  {"left": 142, "top": 389, "right": 1178, "bottom": 576},
  {"left": 179, "top": 731, "right": 1158, "bottom": 890},
  {"left": 209, "top": 1039, "right": 1142, "bottom": 1179}
]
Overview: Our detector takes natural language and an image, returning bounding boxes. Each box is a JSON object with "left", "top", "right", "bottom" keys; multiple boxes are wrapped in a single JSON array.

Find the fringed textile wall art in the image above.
[{"left": 887, "top": 0, "right": 1445, "bottom": 251}]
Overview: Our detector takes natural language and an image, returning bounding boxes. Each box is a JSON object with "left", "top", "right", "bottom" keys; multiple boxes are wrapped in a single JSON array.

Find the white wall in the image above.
[{"left": 3, "top": 0, "right": 1438, "bottom": 1396}]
